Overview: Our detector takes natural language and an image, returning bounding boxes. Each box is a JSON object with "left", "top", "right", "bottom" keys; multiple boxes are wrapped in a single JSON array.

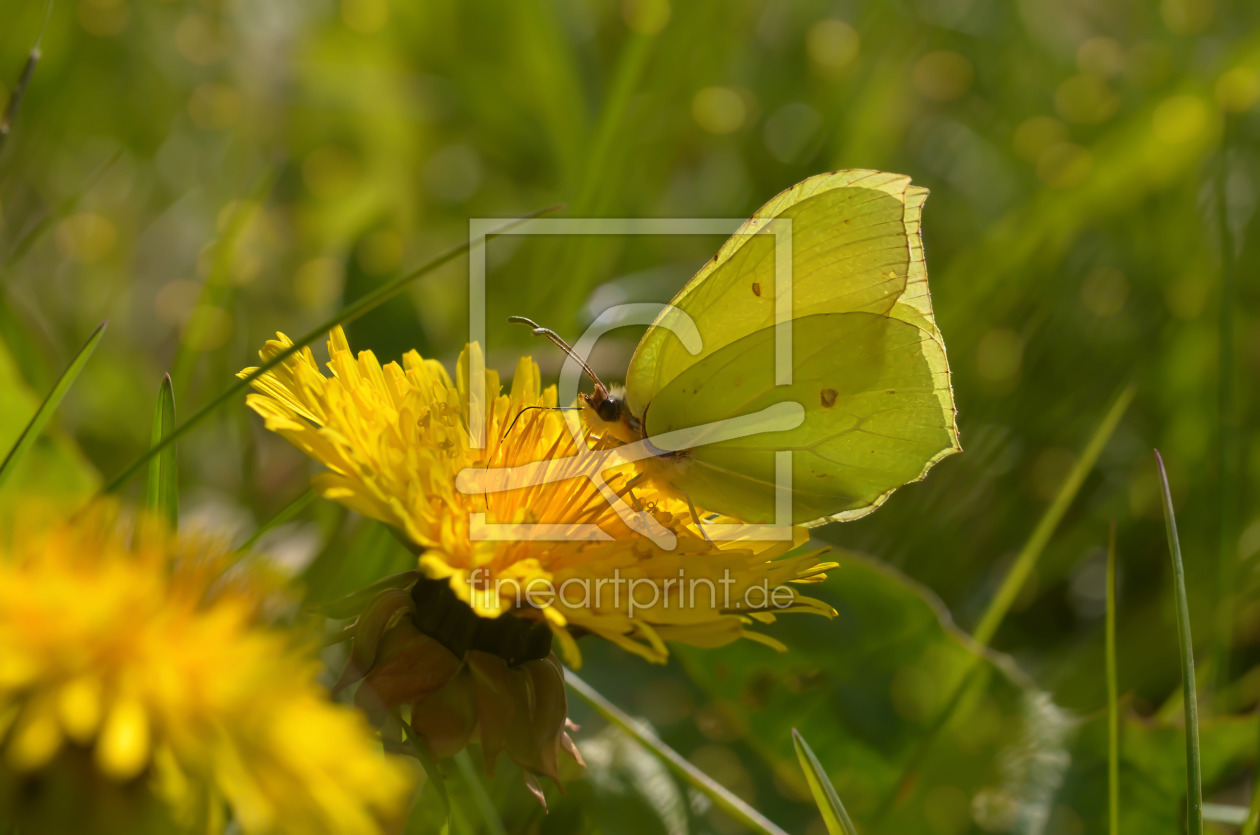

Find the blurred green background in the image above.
[{"left": 2, "top": 0, "right": 1259, "bottom": 831}]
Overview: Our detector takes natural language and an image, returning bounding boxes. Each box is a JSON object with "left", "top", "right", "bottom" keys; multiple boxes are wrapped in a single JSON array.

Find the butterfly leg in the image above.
[
  {"left": 681, "top": 490, "right": 713, "bottom": 544},
  {"left": 622, "top": 472, "right": 647, "bottom": 511}
]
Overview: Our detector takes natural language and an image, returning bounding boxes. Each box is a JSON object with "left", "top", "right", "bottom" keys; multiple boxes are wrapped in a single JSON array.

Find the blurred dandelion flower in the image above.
[
  {"left": 0, "top": 502, "right": 413, "bottom": 835},
  {"left": 241, "top": 328, "right": 837, "bottom": 795}
]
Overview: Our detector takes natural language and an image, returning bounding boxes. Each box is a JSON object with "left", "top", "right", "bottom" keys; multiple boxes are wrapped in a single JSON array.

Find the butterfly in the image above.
[{"left": 516, "top": 170, "right": 959, "bottom": 528}]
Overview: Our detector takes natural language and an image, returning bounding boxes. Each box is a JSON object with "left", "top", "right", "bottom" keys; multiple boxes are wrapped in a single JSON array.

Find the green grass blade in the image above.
[
  {"left": 1106, "top": 520, "right": 1119, "bottom": 835},
  {"left": 876, "top": 382, "right": 1136, "bottom": 822},
  {"left": 170, "top": 172, "right": 276, "bottom": 394},
  {"left": 454, "top": 750, "right": 508, "bottom": 835},
  {"left": 3, "top": 151, "right": 122, "bottom": 272},
  {"left": 237, "top": 487, "right": 316, "bottom": 553},
  {"left": 99, "top": 207, "right": 558, "bottom": 497},
  {"left": 0, "top": 321, "right": 107, "bottom": 489},
  {"left": 0, "top": 44, "right": 39, "bottom": 158},
  {"left": 566, "top": 671, "right": 790, "bottom": 835},
  {"left": 792, "top": 728, "right": 860, "bottom": 835},
  {"left": 402, "top": 723, "right": 450, "bottom": 817},
  {"left": 145, "top": 373, "right": 178, "bottom": 530},
  {"left": 972, "top": 382, "right": 1136, "bottom": 646},
  {"left": 1156, "top": 449, "right": 1202, "bottom": 835},
  {"left": 1242, "top": 747, "right": 1260, "bottom": 835}
]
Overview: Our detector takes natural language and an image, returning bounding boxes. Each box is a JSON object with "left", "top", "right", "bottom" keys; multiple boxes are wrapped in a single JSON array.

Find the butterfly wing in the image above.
[
  {"left": 626, "top": 170, "right": 925, "bottom": 417},
  {"left": 643, "top": 312, "right": 958, "bottom": 526}
]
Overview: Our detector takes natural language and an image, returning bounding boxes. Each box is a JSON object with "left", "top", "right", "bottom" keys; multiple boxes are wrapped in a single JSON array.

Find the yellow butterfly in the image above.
[{"left": 518, "top": 170, "right": 959, "bottom": 527}]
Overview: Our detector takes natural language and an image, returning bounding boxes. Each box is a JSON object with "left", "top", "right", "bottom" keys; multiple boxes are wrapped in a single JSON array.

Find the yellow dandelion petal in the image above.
[
  {"left": 96, "top": 697, "right": 151, "bottom": 780},
  {"left": 6, "top": 699, "right": 63, "bottom": 771},
  {"left": 57, "top": 677, "right": 105, "bottom": 745}
]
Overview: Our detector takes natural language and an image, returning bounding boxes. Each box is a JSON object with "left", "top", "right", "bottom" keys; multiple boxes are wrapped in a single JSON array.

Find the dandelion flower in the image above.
[
  {"left": 241, "top": 327, "right": 837, "bottom": 667},
  {"left": 0, "top": 501, "right": 413, "bottom": 835}
]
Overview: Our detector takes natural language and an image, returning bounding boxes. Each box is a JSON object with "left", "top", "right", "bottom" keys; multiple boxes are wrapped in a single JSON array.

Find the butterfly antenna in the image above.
[
  {"left": 508, "top": 316, "right": 607, "bottom": 390},
  {"left": 502, "top": 404, "right": 582, "bottom": 439}
]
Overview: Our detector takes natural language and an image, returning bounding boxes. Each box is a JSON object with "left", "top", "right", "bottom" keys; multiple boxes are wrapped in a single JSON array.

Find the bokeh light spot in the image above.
[
  {"left": 1036, "top": 143, "right": 1092, "bottom": 189},
  {"left": 340, "top": 0, "right": 389, "bottom": 34},
  {"left": 913, "top": 51, "right": 974, "bottom": 102},
  {"left": 805, "top": 19, "right": 860, "bottom": 79},
  {"left": 1080, "top": 266, "right": 1129, "bottom": 317},
  {"left": 694, "top": 703, "right": 741, "bottom": 743},
  {"left": 294, "top": 257, "right": 345, "bottom": 309},
  {"left": 1216, "top": 67, "right": 1260, "bottom": 113},
  {"left": 302, "top": 145, "right": 361, "bottom": 199},
  {"left": 154, "top": 279, "right": 203, "bottom": 326},
  {"left": 976, "top": 327, "right": 1023, "bottom": 384},
  {"left": 77, "top": 0, "right": 131, "bottom": 37},
  {"left": 763, "top": 102, "right": 821, "bottom": 163},
  {"left": 691, "top": 87, "right": 747, "bottom": 134},
  {"left": 1126, "top": 41, "right": 1175, "bottom": 89},
  {"left": 56, "top": 213, "right": 117, "bottom": 264},
  {"left": 187, "top": 83, "right": 242, "bottom": 131},
  {"left": 175, "top": 12, "right": 229, "bottom": 65},
  {"left": 1160, "top": 0, "right": 1213, "bottom": 35},
  {"left": 622, "top": 0, "right": 670, "bottom": 35},
  {"left": 1076, "top": 37, "right": 1125, "bottom": 78},
  {"left": 1164, "top": 271, "right": 1209, "bottom": 319},
  {"left": 182, "top": 306, "right": 234, "bottom": 351},
  {"left": 1054, "top": 75, "right": 1118, "bottom": 124},
  {"left": 1152, "top": 94, "right": 1210, "bottom": 145},
  {"left": 423, "top": 144, "right": 483, "bottom": 203},
  {"left": 356, "top": 229, "right": 403, "bottom": 275},
  {"left": 1012, "top": 116, "right": 1068, "bottom": 163}
]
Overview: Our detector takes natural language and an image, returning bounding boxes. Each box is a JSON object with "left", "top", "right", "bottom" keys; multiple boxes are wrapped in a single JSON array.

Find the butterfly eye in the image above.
[{"left": 597, "top": 396, "right": 622, "bottom": 423}]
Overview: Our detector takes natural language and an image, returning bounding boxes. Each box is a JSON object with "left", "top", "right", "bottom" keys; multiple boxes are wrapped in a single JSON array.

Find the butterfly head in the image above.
[{"left": 580, "top": 383, "right": 641, "bottom": 444}]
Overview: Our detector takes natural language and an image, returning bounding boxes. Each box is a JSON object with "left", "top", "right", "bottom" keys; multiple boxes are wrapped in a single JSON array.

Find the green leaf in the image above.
[
  {"left": 145, "top": 373, "right": 178, "bottom": 529},
  {"left": 677, "top": 553, "right": 1068, "bottom": 834},
  {"left": 1156, "top": 449, "right": 1203, "bottom": 835},
  {"left": 792, "top": 728, "right": 859, "bottom": 835},
  {"left": 0, "top": 321, "right": 106, "bottom": 490}
]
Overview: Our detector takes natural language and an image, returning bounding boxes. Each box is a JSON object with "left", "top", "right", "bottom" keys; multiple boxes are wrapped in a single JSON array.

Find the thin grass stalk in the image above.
[
  {"left": 454, "top": 750, "right": 509, "bottom": 835},
  {"left": 0, "top": 321, "right": 107, "bottom": 488},
  {"left": 1156, "top": 450, "right": 1202, "bottom": 835},
  {"left": 99, "top": 207, "right": 557, "bottom": 496},
  {"left": 144, "top": 373, "right": 178, "bottom": 530},
  {"left": 567, "top": 671, "right": 790, "bottom": 835},
  {"left": 972, "top": 382, "right": 1136, "bottom": 647},
  {"left": 1106, "top": 520, "right": 1119, "bottom": 835}
]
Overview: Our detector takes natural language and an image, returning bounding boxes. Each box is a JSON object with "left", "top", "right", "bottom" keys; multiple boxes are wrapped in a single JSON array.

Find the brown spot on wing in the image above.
[
  {"left": 752, "top": 282, "right": 761, "bottom": 296},
  {"left": 820, "top": 388, "right": 838, "bottom": 408}
]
